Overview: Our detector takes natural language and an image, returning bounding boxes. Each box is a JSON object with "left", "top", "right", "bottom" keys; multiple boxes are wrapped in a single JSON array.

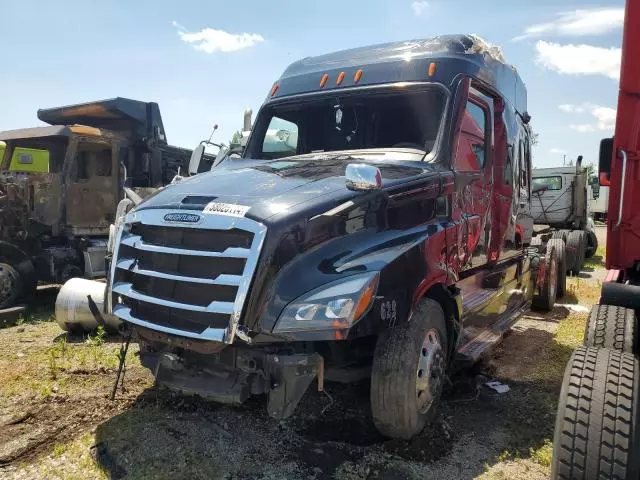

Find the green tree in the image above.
[
  {"left": 229, "top": 130, "right": 242, "bottom": 147},
  {"left": 583, "top": 162, "right": 596, "bottom": 176}
]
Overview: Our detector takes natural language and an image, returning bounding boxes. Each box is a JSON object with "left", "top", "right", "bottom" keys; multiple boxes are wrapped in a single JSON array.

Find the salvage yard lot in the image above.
[{"left": 0, "top": 242, "right": 606, "bottom": 479}]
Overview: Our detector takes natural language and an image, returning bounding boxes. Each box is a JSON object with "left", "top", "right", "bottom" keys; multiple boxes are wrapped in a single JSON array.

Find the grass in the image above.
[
  {"left": 16, "top": 434, "right": 108, "bottom": 480},
  {"left": 0, "top": 323, "right": 140, "bottom": 400},
  {"left": 530, "top": 440, "right": 553, "bottom": 468},
  {"left": 566, "top": 277, "right": 602, "bottom": 306}
]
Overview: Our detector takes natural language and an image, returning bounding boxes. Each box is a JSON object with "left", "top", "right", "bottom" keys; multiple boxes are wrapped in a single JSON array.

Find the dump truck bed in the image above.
[{"left": 37, "top": 97, "right": 167, "bottom": 142}]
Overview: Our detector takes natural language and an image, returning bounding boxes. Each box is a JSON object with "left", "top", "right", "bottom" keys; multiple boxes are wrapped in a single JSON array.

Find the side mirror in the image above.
[
  {"left": 591, "top": 176, "right": 600, "bottom": 199},
  {"left": 599, "top": 137, "right": 613, "bottom": 186},
  {"left": 345, "top": 163, "right": 382, "bottom": 191},
  {"left": 188, "top": 144, "right": 205, "bottom": 176}
]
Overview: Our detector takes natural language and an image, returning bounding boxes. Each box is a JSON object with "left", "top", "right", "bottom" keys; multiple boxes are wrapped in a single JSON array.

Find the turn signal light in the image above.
[{"left": 428, "top": 62, "right": 437, "bottom": 77}]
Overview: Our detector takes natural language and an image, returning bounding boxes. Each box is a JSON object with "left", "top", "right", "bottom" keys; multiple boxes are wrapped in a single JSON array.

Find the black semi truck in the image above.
[{"left": 91, "top": 35, "right": 558, "bottom": 439}]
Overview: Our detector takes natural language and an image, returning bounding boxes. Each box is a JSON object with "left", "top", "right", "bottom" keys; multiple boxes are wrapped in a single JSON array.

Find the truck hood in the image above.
[{"left": 136, "top": 157, "right": 435, "bottom": 222}]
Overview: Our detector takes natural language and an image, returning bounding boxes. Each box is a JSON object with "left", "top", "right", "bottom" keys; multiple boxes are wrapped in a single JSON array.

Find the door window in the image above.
[
  {"left": 75, "top": 143, "right": 112, "bottom": 180},
  {"left": 456, "top": 100, "right": 487, "bottom": 171}
]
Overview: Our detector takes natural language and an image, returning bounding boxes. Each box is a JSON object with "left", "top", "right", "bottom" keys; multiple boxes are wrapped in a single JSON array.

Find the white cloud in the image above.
[
  {"left": 176, "top": 26, "right": 264, "bottom": 53},
  {"left": 514, "top": 8, "right": 624, "bottom": 41},
  {"left": 559, "top": 103, "right": 616, "bottom": 132},
  {"left": 550, "top": 148, "right": 567, "bottom": 154},
  {"left": 535, "top": 41, "right": 621, "bottom": 80},
  {"left": 412, "top": 1, "right": 429, "bottom": 16},
  {"left": 559, "top": 104, "right": 587, "bottom": 113},
  {"left": 172, "top": 20, "right": 187, "bottom": 32}
]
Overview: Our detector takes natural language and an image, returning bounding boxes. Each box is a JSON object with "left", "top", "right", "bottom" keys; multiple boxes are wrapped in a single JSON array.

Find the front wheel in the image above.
[
  {"left": 0, "top": 261, "right": 23, "bottom": 308},
  {"left": 370, "top": 298, "right": 448, "bottom": 439}
]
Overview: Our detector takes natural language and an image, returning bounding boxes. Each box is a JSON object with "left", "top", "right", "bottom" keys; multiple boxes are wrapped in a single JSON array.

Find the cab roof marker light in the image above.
[
  {"left": 336, "top": 71, "right": 345, "bottom": 85},
  {"left": 320, "top": 73, "right": 329, "bottom": 88},
  {"left": 354, "top": 69, "right": 363, "bottom": 83},
  {"left": 270, "top": 83, "right": 279, "bottom": 97},
  {"left": 428, "top": 62, "right": 437, "bottom": 77}
]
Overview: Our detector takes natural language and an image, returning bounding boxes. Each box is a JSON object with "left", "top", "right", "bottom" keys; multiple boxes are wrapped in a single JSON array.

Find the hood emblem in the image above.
[{"left": 163, "top": 212, "right": 201, "bottom": 223}]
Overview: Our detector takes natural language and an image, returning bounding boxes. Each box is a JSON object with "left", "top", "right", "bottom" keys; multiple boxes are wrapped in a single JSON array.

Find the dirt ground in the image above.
[{"left": 0, "top": 240, "right": 607, "bottom": 480}]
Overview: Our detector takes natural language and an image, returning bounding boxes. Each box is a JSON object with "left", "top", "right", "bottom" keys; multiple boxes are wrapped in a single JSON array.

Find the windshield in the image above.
[
  {"left": 532, "top": 175, "right": 562, "bottom": 191},
  {"left": 247, "top": 86, "right": 447, "bottom": 161}
]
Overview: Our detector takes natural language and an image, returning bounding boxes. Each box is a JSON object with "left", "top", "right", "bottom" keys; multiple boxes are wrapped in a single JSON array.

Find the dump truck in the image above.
[
  {"left": 0, "top": 97, "right": 214, "bottom": 308},
  {"left": 551, "top": 1, "right": 640, "bottom": 477},
  {"left": 529, "top": 157, "right": 599, "bottom": 276},
  {"left": 62, "top": 34, "right": 562, "bottom": 440}
]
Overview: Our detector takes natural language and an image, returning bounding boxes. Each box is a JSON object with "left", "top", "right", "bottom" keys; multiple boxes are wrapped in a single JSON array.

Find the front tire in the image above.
[
  {"left": 552, "top": 346, "right": 640, "bottom": 479},
  {"left": 0, "top": 261, "right": 23, "bottom": 308},
  {"left": 371, "top": 298, "right": 448, "bottom": 439}
]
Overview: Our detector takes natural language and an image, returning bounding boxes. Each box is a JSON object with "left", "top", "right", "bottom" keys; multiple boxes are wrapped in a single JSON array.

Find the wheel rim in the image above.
[
  {"left": 416, "top": 328, "right": 445, "bottom": 414},
  {"left": 0, "top": 262, "right": 20, "bottom": 306}
]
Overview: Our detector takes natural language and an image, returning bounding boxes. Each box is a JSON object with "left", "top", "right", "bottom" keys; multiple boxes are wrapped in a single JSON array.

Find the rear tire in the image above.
[
  {"left": 551, "top": 346, "right": 640, "bottom": 480},
  {"left": 584, "top": 304, "right": 637, "bottom": 354},
  {"left": 552, "top": 229, "right": 569, "bottom": 243},
  {"left": 547, "top": 239, "right": 567, "bottom": 298},
  {"left": 371, "top": 298, "right": 448, "bottom": 439},
  {"left": 567, "top": 230, "right": 586, "bottom": 275},
  {"left": 532, "top": 244, "right": 558, "bottom": 311},
  {"left": 585, "top": 230, "right": 598, "bottom": 259}
]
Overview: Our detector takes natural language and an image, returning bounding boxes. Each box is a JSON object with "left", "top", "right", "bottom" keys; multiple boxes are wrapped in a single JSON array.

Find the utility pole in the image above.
[{"left": 563, "top": 154, "right": 566, "bottom": 166}]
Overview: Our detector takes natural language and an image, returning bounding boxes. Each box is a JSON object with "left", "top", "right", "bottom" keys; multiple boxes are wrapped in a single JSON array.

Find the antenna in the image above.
[{"left": 207, "top": 124, "right": 219, "bottom": 144}]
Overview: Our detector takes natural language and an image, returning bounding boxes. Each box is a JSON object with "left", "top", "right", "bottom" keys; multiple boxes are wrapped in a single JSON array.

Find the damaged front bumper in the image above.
[{"left": 136, "top": 327, "right": 323, "bottom": 420}]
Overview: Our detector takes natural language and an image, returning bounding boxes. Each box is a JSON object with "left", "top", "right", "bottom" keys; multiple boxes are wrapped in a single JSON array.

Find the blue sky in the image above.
[{"left": 0, "top": 0, "right": 624, "bottom": 168}]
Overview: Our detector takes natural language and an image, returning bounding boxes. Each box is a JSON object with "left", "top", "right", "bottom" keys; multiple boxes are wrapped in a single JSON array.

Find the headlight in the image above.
[{"left": 274, "top": 272, "right": 379, "bottom": 332}]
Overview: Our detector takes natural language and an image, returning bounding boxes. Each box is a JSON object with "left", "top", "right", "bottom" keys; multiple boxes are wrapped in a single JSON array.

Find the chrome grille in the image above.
[{"left": 108, "top": 209, "right": 267, "bottom": 343}]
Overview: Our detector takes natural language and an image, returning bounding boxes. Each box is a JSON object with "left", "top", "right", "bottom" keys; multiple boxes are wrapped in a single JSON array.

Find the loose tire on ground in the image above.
[
  {"left": 584, "top": 304, "right": 637, "bottom": 354},
  {"left": 371, "top": 298, "right": 448, "bottom": 439},
  {"left": 551, "top": 346, "right": 640, "bottom": 480},
  {"left": 566, "top": 230, "right": 586, "bottom": 275},
  {"left": 585, "top": 230, "right": 598, "bottom": 259},
  {"left": 532, "top": 244, "right": 558, "bottom": 311},
  {"left": 547, "top": 239, "right": 567, "bottom": 298}
]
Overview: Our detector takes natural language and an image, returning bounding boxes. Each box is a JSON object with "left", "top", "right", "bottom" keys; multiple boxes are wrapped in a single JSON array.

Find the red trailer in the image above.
[{"left": 551, "top": 1, "right": 640, "bottom": 478}]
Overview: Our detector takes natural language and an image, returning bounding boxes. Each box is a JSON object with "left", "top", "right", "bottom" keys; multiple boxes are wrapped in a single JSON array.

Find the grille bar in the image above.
[
  {"left": 116, "top": 259, "right": 242, "bottom": 286},
  {"left": 113, "top": 282, "right": 235, "bottom": 314},
  {"left": 120, "top": 235, "right": 252, "bottom": 258},
  {"left": 108, "top": 208, "right": 267, "bottom": 344},
  {"left": 113, "top": 305, "right": 226, "bottom": 342}
]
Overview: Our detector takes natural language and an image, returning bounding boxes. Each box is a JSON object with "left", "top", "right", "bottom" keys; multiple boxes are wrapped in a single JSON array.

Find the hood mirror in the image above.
[
  {"left": 188, "top": 143, "right": 205, "bottom": 175},
  {"left": 345, "top": 163, "right": 382, "bottom": 191}
]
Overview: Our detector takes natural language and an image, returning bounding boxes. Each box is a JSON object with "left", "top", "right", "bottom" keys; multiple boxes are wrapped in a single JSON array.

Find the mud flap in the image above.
[{"left": 267, "top": 353, "right": 322, "bottom": 420}]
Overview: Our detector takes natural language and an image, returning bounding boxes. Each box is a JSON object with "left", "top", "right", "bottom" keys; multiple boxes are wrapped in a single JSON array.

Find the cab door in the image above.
[
  {"left": 64, "top": 137, "right": 119, "bottom": 233},
  {"left": 453, "top": 92, "right": 494, "bottom": 270}
]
